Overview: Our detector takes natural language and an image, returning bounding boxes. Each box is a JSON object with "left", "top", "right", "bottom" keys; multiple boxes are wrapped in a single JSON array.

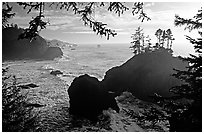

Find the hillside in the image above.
[
  {"left": 47, "top": 39, "right": 77, "bottom": 49},
  {"left": 102, "top": 50, "right": 188, "bottom": 101},
  {"left": 2, "top": 27, "right": 63, "bottom": 60}
]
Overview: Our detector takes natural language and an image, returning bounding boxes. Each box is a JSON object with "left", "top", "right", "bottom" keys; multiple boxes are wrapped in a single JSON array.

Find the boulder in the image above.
[
  {"left": 102, "top": 50, "right": 188, "bottom": 101},
  {"left": 50, "top": 70, "right": 63, "bottom": 75},
  {"left": 68, "top": 74, "right": 119, "bottom": 120},
  {"left": 18, "top": 83, "right": 39, "bottom": 89}
]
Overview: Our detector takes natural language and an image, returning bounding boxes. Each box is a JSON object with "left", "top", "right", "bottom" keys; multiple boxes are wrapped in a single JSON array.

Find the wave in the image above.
[
  {"left": 42, "top": 64, "right": 55, "bottom": 71},
  {"left": 41, "top": 44, "right": 133, "bottom": 85}
]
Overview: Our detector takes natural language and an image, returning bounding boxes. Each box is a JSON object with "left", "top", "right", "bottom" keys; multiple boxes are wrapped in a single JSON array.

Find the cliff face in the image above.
[
  {"left": 46, "top": 39, "right": 77, "bottom": 49},
  {"left": 47, "top": 39, "right": 68, "bottom": 49},
  {"left": 2, "top": 27, "right": 63, "bottom": 60},
  {"left": 102, "top": 50, "right": 188, "bottom": 101},
  {"left": 42, "top": 47, "right": 63, "bottom": 60}
]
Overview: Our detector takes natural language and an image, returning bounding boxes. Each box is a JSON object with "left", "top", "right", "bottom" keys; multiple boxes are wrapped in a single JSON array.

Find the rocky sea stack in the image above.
[
  {"left": 68, "top": 50, "right": 188, "bottom": 120},
  {"left": 68, "top": 74, "right": 119, "bottom": 121},
  {"left": 102, "top": 50, "right": 188, "bottom": 101}
]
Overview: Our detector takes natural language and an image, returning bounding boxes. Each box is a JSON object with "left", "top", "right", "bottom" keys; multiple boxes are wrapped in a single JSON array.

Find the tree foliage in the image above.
[
  {"left": 2, "top": 2, "right": 15, "bottom": 29},
  {"left": 130, "top": 26, "right": 156, "bottom": 54},
  {"left": 130, "top": 26, "right": 145, "bottom": 54},
  {"left": 131, "top": 27, "right": 174, "bottom": 55},
  {"left": 155, "top": 28, "right": 163, "bottom": 45},
  {"left": 172, "top": 8, "right": 202, "bottom": 104},
  {"left": 155, "top": 28, "right": 174, "bottom": 49},
  {"left": 152, "top": 8, "right": 202, "bottom": 132},
  {"left": 166, "top": 29, "right": 174, "bottom": 49},
  {"left": 2, "top": 2, "right": 151, "bottom": 41},
  {"left": 132, "top": 2, "right": 151, "bottom": 22},
  {"left": 2, "top": 68, "right": 38, "bottom": 132},
  {"left": 174, "top": 9, "right": 202, "bottom": 31}
]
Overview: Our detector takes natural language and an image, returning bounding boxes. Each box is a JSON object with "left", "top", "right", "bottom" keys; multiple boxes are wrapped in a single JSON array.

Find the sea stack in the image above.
[
  {"left": 68, "top": 74, "right": 119, "bottom": 120},
  {"left": 102, "top": 50, "right": 188, "bottom": 101}
]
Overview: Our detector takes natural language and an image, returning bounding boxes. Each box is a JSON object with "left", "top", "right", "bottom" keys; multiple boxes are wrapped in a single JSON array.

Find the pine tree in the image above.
[
  {"left": 2, "top": 2, "right": 15, "bottom": 29},
  {"left": 155, "top": 28, "right": 163, "bottom": 46},
  {"left": 130, "top": 26, "right": 144, "bottom": 54},
  {"left": 166, "top": 29, "right": 174, "bottom": 49},
  {"left": 152, "top": 8, "right": 202, "bottom": 132},
  {"left": 4, "top": 2, "right": 150, "bottom": 41},
  {"left": 153, "top": 7, "right": 202, "bottom": 132},
  {"left": 161, "top": 30, "right": 166, "bottom": 47},
  {"left": 2, "top": 68, "right": 38, "bottom": 131},
  {"left": 168, "top": 9, "right": 202, "bottom": 132}
]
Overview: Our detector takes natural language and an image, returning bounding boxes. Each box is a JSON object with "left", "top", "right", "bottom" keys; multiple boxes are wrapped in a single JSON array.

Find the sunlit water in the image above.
[{"left": 43, "top": 44, "right": 134, "bottom": 85}]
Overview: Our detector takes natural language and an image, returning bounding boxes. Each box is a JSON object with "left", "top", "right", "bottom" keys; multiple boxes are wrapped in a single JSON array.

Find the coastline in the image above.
[
  {"left": 3, "top": 60, "right": 71, "bottom": 131},
  {"left": 2, "top": 60, "right": 169, "bottom": 132}
]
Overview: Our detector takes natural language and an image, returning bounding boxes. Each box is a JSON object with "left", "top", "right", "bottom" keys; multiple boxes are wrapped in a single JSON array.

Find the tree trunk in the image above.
[{"left": 167, "top": 39, "right": 169, "bottom": 49}]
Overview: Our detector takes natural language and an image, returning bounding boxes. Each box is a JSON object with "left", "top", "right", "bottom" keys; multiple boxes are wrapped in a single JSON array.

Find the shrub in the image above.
[{"left": 2, "top": 68, "right": 37, "bottom": 132}]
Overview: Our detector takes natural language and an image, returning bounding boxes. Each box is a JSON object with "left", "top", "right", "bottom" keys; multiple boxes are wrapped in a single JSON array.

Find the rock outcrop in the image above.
[
  {"left": 18, "top": 83, "right": 39, "bottom": 89},
  {"left": 102, "top": 50, "right": 188, "bottom": 101},
  {"left": 47, "top": 39, "right": 68, "bottom": 49},
  {"left": 50, "top": 70, "right": 63, "bottom": 76},
  {"left": 68, "top": 74, "right": 119, "bottom": 120},
  {"left": 2, "top": 27, "right": 63, "bottom": 60},
  {"left": 42, "top": 47, "right": 63, "bottom": 60}
]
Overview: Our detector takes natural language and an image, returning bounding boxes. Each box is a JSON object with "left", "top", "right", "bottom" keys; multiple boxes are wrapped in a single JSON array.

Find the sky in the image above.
[{"left": 7, "top": 1, "right": 202, "bottom": 56}]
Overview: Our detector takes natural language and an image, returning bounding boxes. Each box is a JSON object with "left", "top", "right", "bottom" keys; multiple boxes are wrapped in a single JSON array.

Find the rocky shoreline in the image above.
[
  {"left": 3, "top": 59, "right": 170, "bottom": 132},
  {"left": 3, "top": 61, "right": 70, "bottom": 131},
  {"left": 2, "top": 27, "right": 63, "bottom": 60}
]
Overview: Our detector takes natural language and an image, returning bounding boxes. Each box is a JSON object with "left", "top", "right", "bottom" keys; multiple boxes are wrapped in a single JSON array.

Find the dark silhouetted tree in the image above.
[
  {"left": 130, "top": 27, "right": 155, "bottom": 54},
  {"left": 130, "top": 26, "right": 145, "bottom": 54},
  {"left": 154, "top": 28, "right": 174, "bottom": 51},
  {"left": 166, "top": 29, "right": 174, "bottom": 49},
  {"left": 131, "top": 27, "right": 175, "bottom": 54},
  {"left": 155, "top": 28, "right": 163, "bottom": 46},
  {"left": 161, "top": 30, "right": 166, "bottom": 47},
  {"left": 144, "top": 35, "right": 153, "bottom": 52},
  {"left": 2, "top": 68, "right": 38, "bottom": 132},
  {"left": 2, "top": 2, "right": 15, "bottom": 29},
  {"left": 168, "top": 8, "right": 202, "bottom": 132},
  {"left": 152, "top": 8, "right": 202, "bottom": 132}
]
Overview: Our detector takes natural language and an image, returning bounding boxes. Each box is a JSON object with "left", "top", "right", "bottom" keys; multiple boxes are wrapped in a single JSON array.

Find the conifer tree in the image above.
[
  {"left": 152, "top": 8, "right": 202, "bottom": 132},
  {"left": 2, "top": 2, "right": 15, "bottom": 29},
  {"left": 2, "top": 69, "right": 38, "bottom": 132},
  {"left": 166, "top": 29, "right": 174, "bottom": 49},
  {"left": 2, "top": 2, "right": 150, "bottom": 41},
  {"left": 130, "top": 26, "right": 144, "bottom": 54},
  {"left": 168, "top": 8, "right": 202, "bottom": 132},
  {"left": 155, "top": 28, "right": 163, "bottom": 46}
]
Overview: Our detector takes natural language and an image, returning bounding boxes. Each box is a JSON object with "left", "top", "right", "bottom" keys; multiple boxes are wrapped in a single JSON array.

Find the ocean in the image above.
[
  {"left": 2, "top": 43, "right": 173, "bottom": 131},
  {"left": 43, "top": 44, "right": 134, "bottom": 85}
]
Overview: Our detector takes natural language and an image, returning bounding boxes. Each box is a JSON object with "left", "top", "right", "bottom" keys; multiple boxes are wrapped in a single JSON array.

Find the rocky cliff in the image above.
[
  {"left": 2, "top": 27, "right": 63, "bottom": 60},
  {"left": 46, "top": 39, "right": 77, "bottom": 49},
  {"left": 102, "top": 50, "right": 188, "bottom": 101}
]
